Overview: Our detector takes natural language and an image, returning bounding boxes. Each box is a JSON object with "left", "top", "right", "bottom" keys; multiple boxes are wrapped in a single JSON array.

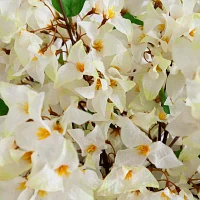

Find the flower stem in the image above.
[{"left": 58, "top": 0, "right": 75, "bottom": 45}]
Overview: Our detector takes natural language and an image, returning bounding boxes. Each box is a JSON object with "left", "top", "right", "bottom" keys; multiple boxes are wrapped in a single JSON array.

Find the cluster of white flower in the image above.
[{"left": 0, "top": 0, "right": 200, "bottom": 199}]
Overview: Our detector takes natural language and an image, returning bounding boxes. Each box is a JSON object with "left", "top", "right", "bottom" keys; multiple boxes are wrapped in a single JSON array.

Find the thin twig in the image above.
[
  {"left": 162, "top": 130, "right": 169, "bottom": 144},
  {"left": 169, "top": 136, "right": 179, "bottom": 147},
  {"left": 158, "top": 122, "right": 162, "bottom": 141},
  {"left": 105, "top": 140, "right": 116, "bottom": 156},
  {"left": 58, "top": 0, "right": 75, "bottom": 44},
  {"left": 157, "top": 179, "right": 180, "bottom": 191}
]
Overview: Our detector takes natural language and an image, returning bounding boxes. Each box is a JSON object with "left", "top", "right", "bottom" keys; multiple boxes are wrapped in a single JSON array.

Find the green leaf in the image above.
[
  {"left": 174, "top": 149, "right": 182, "bottom": 158},
  {"left": 52, "top": 0, "right": 86, "bottom": 17},
  {"left": 87, "top": 109, "right": 95, "bottom": 115},
  {"left": 58, "top": 53, "right": 64, "bottom": 65},
  {"left": 123, "top": 12, "right": 144, "bottom": 26},
  {"left": 0, "top": 98, "right": 9, "bottom": 116},
  {"left": 159, "top": 88, "right": 170, "bottom": 114},
  {"left": 85, "top": 123, "right": 89, "bottom": 130}
]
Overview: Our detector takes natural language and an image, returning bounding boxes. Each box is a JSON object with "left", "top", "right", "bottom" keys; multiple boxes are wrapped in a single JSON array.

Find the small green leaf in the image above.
[
  {"left": 174, "top": 149, "right": 182, "bottom": 158},
  {"left": 85, "top": 123, "right": 89, "bottom": 130},
  {"left": 58, "top": 53, "right": 64, "bottom": 65},
  {"left": 159, "top": 88, "right": 170, "bottom": 114},
  {"left": 123, "top": 12, "right": 144, "bottom": 26},
  {"left": 87, "top": 109, "right": 95, "bottom": 115},
  {"left": 52, "top": 0, "right": 86, "bottom": 17},
  {"left": 0, "top": 99, "right": 9, "bottom": 116}
]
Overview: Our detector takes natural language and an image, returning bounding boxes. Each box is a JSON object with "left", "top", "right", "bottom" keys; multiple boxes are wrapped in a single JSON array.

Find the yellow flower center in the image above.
[
  {"left": 32, "top": 56, "right": 38, "bottom": 61},
  {"left": 76, "top": 62, "right": 85, "bottom": 72},
  {"left": 92, "top": 40, "right": 104, "bottom": 52},
  {"left": 36, "top": 128, "right": 50, "bottom": 140},
  {"left": 18, "top": 28, "right": 25, "bottom": 36},
  {"left": 139, "top": 33, "right": 146, "bottom": 42},
  {"left": 162, "top": 36, "right": 170, "bottom": 43},
  {"left": 38, "top": 190, "right": 47, "bottom": 198},
  {"left": 125, "top": 170, "right": 133, "bottom": 180},
  {"left": 158, "top": 112, "right": 167, "bottom": 120},
  {"left": 156, "top": 65, "right": 162, "bottom": 72},
  {"left": 110, "top": 65, "right": 120, "bottom": 71},
  {"left": 184, "top": 195, "right": 187, "bottom": 200},
  {"left": 136, "top": 145, "right": 150, "bottom": 156},
  {"left": 16, "top": 182, "right": 26, "bottom": 190},
  {"left": 22, "top": 151, "right": 33, "bottom": 164},
  {"left": 109, "top": 79, "right": 117, "bottom": 88},
  {"left": 189, "top": 28, "right": 196, "bottom": 37},
  {"left": 135, "top": 84, "right": 140, "bottom": 92},
  {"left": 95, "top": 79, "right": 102, "bottom": 90},
  {"left": 108, "top": 6, "right": 116, "bottom": 18},
  {"left": 170, "top": 189, "right": 178, "bottom": 194},
  {"left": 85, "top": 144, "right": 97, "bottom": 154},
  {"left": 158, "top": 23, "right": 165, "bottom": 31},
  {"left": 22, "top": 102, "right": 29, "bottom": 114},
  {"left": 110, "top": 112, "right": 115, "bottom": 120},
  {"left": 79, "top": 166, "right": 86, "bottom": 173},
  {"left": 56, "top": 165, "right": 71, "bottom": 177},
  {"left": 161, "top": 192, "right": 169, "bottom": 200},
  {"left": 53, "top": 121, "right": 63, "bottom": 134}
]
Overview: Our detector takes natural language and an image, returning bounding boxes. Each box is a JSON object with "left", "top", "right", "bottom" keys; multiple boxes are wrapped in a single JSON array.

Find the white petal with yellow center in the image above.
[
  {"left": 117, "top": 117, "right": 152, "bottom": 148},
  {"left": 26, "top": 164, "right": 63, "bottom": 192}
]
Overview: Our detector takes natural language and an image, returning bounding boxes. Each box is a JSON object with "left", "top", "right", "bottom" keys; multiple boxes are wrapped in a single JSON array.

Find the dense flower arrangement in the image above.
[{"left": 0, "top": 0, "right": 200, "bottom": 199}]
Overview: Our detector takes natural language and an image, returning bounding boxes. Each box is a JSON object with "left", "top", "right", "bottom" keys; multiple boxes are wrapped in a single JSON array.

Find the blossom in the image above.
[{"left": 0, "top": 0, "right": 200, "bottom": 199}]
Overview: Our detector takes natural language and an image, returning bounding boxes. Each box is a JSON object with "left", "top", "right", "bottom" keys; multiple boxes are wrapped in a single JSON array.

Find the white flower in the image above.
[
  {"left": 0, "top": 0, "right": 200, "bottom": 199},
  {"left": 68, "top": 125, "right": 106, "bottom": 169},
  {"left": 97, "top": 166, "right": 159, "bottom": 196},
  {"left": 0, "top": 82, "right": 45, "bottom": 135}
]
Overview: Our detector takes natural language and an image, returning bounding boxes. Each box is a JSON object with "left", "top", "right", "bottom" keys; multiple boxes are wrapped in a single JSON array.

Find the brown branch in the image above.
[
  {"left": 105, "top": 140, "right": 116, "bottom": 156},
  {"left": 149, "top": 168, "right": 169, "bottom": 188},
  {"left": 169, "top": 136, "right": 179, "bottom": 147},
  {"left": 157, "top": 179, "right": 180, "bottom": 192},
  {"left": 189, "top": 178, "right": 200, "bottom": 182},
  {"left": 43, "top": 1, "right": 56, "bottom": 18},
  {"left": 162, "top": 130, "right": 169, "bottom": 144},
  {"left": 58, "top": 0, "right": 75, "bottom": 45},
  {"left": 100, "top": 150, "right": 111, "bottom": 176},
  {"left": 39, "top": 24, "right": 58, "bottom": 53},
  {"left": 158, "top": 122, "right": 162, "bottom": 141}
]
